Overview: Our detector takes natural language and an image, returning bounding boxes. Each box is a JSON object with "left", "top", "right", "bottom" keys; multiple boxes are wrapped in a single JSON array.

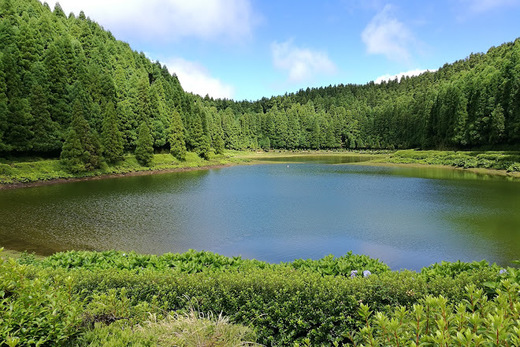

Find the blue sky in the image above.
[{"left": 44, "top": 0, "right": 520, "bottom": 101}]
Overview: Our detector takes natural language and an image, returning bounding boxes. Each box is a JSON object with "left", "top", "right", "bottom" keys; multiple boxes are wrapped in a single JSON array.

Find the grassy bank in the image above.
[
  {"left": 0, "top": 151, "right": 252, "bottom": 187},
  {"left": 1, "top": 248, "right": 519, "bottom": 345},
  {"left": 2, "top": 149, "right": 520, "bottom": 188},
  {"left": 385, "top": 150, "right": 520, "bottom": 173},
  {"left": 0, "top": 149, "right": 387, "bottom": 187}
]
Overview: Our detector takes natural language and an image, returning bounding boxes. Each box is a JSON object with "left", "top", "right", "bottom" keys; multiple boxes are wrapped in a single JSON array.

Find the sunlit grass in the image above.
[
  {"left": 79, "top": 311, "right": 259, "bottom": 346},
  {"left": 0, "top": 151, "right": 245, "bottom": 185}
]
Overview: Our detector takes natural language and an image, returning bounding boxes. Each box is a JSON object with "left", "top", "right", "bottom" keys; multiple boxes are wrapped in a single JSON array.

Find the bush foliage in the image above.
[
  {"left": 2, "top": 249, "right": 518, "bottom": 346},
  {"left": 390, "top": 150, "right": 520, "bottom": 172}
]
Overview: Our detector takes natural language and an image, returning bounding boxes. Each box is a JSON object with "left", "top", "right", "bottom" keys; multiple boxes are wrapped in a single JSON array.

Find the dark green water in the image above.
[{"left": 1, "top": 158, "right": 519, "bottom": 270}]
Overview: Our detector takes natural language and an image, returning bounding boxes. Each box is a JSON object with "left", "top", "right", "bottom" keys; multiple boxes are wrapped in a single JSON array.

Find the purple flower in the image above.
[
  {"left": 499, "top": 269, "right": 507, "bottom": 275},
  {"left": 363, "top": 270, "right": 371, "bottom": 277},
  {"left": 350, "top": 270, "right": 358, "bottom": 278}
]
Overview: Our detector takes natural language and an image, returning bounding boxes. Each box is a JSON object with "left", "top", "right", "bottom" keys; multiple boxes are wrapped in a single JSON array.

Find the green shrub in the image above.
[
  {"left": 10, "top": 249, "right": 517, "bottom": 345},
  {"left": 0, "top": 256, "right": 83, "bottom": 345},
  {"left": 0, "top": 163, "right": 13, "bottom": 176},
  {"left": 350, "top": 280, "right": 520, "bottom": 346},
  {"left": 30, "top": 249, "right": 271, "bottom": 273},
  {"left": 289, "top": 252, "right": 390, "bottom": 277},
  {"left": 70, "top": 267, "right": 360, "bottom": 345},
  {"left": 507, "top": 163, "right": 520, "bottom": 172},
  {"left": 63, "top": 255, "right": 501, "bottom": 345},
  {"left": 421, "top": 259, "right": 500, "bottom": 280},
  {"left": 389, "top": 150, "right": 520, "bottom": 172}
]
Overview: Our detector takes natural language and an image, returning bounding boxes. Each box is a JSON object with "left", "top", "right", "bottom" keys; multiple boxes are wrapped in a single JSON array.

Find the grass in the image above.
[
  {"left": 2, "top": 149, "right": 520, "bottom": 186},
  {"left": 0, "top": 151, "right": 251, "bottom": 185},
  {"left": 386, "top": 150, "right": 520, "bottom": 172},
  {"left": 0, "top": 248, "right": 44, "bottom": 260},
  {"left": 78, "top": 311, "right": 259, "bottom": 346}
]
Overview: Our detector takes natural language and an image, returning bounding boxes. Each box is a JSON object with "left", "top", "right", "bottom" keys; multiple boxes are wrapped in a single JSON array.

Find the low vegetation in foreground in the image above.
[{"left": 1, "top": 248, "right": 519, "bottom": 346}]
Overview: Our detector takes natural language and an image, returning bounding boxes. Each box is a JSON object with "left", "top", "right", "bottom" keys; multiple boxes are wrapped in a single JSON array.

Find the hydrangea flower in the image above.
[
  {"left": 350, "top": 270, "right": 358, "bottom": 278},
  {"left": 499, "top": 269, "right": 507, "bottom": 275},
  {"left": 363, "top": 270, "right": 371, "bottom": 277}
]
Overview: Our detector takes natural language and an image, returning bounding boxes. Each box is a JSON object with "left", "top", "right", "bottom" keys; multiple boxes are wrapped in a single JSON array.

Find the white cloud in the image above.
[
  {"left": 374, "top": 68, "right": 436, "bottom": 84},
  {"left": 461, "top": 0, "right": 520, "bottom": 13},
  {"left": 41, "top": 0, "right": 257, "bottom": 42},
  {"left": 361, "top": 5, "right": 416, "bottom": 62},
  {"left": 165, "top": 58, "right": 234, "bottom": 99},
  {"left": 271, "top": 40, "right": 337, "bottom": 83}
]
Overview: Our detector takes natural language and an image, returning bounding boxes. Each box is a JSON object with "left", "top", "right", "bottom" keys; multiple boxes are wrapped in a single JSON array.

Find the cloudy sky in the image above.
[{"left": 43, "top": 0, "right": 520, "bottom": 101}]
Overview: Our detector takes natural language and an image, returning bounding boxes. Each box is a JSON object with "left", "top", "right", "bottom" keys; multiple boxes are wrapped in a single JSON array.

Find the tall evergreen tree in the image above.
[
  {"left": 169, "top": 109, "right": 187, "bottom": 161},
  {"left": 0, "top": 55, "right": 8, "bottom": 152},
  {"left": 101, "top": 101, "right": 124, "bottom": 163},
  {"left": 135, "top": 121, "right": 154, "bottom": 166},
  {"left": 64, "top": 99, "right": 102, "bottom": 171},
  {"left": 30, "top": 83, "right": 61, "bottom": 153},
  {"left": 190, "top": 108, "right": 211, "bottom": 160},
  {"left": 60, "top": 128, "right": 86, "bottom": 173},
  {"left": 212, "top": 124, "right": 225, "bottom": 155},
  {"left": 44, "top": 41, "right": 70, "bottom": 125}
]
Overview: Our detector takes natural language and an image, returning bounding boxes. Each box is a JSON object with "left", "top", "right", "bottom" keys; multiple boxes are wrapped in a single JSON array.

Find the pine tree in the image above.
[
  {"left": 489, "top": 104, "right": 505, "bottom": 144},
  {"left": 60, "top": 128, "right": 86, "bottom": 173},
  {"left": 190, "top": 112, "right": 211, "bottom": 160},
  {"left": 63, "top": 99, "right": 102, "bottom": 171},
  {"left": 221, "top": 108, "right": 240, "bottom": 150},
  {"left": 149, "top": 80, "right": 169, "bottom": 148},
  {"left": 0, "top": 55, "right": 9, "bottom": 152},
  {"left": 7, "top": 98, "right": 33, "bottom": 152},
  {"left": 135, "top": 121, "right": 154, "bottom": 166},
  {"left": 136, "top": 74, "right": 151, "bottom": 123},
  {"left": 30, "top": 83, "right": 61, "bottom": 153},
  {"left": 101, "top": 101, "right": 124, "bottom": 163},
  {"left": 169, "top": 109, "right": 186, "bottom": 161},
  {"left": 44, "top": 42, "right": 70, "bottom": 125},
  {"left": 213, "top": 127, "right": 225, "bottom": 155}
]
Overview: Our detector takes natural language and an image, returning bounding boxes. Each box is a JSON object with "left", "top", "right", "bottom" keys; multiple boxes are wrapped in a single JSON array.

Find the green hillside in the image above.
[
  {"left": 0, "top": 0, "right": 195, "bottom": 167},
  {"left": 1, "top": 0, "right": 520, "bottom": 169},
  {"left": 208, "top": 41, "right": 520, "bottom": 151}
]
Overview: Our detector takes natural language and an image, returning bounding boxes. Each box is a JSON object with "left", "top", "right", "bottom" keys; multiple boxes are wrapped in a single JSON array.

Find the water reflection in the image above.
[{"left": 1, "top": 159, "right": 519, "bottom": 270}]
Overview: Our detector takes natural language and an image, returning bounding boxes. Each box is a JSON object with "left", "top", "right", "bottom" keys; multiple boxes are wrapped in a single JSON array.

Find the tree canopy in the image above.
[{"left": 1, "top": 0, "right": 520, "bottom": 172}]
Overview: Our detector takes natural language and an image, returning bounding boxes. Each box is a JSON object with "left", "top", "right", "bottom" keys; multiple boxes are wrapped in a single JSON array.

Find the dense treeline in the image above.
[
  {"left": 1, "top": 0, "right": 520, "bottom": 173},
  {"left": 206, "top": 40, "right": 520, "bottom": 151},
  {"left": 0, "top": 0, "right": 200, "bottom": 171}
]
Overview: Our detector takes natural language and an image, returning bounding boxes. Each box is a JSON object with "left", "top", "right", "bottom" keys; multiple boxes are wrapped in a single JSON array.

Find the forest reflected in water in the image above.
[{"left": 1, "top": 157, "right": 519, "bottom": 270}]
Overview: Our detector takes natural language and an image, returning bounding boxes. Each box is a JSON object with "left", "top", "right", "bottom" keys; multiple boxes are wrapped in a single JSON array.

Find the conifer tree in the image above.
[
  {"left": 61, "top": 99, "right": 102, "bottom": 171},
  {"left": 60, "top": 128, "right": 86, "bottom": 173},
  {"left": 136, "top": 74, "right": 151, "bottom": 123},
  {"left": 101, "top": 101, "right": 124, "bottom": 163},
  {"left": 0, "top": 56, "right": 8, "bottom": 152},
  {"left": 135, "top": 121, "right": 154, "bottom": 166},
  {"left": 44, "top": 42, "right": 70, "bottom": 125},
  {"left": 190, "top": 111, "right": 211, "bottom": 160},
  {"left": 212, "top": 127, "right": 225, "bottom": 155},
  {"left": 30, "top": 83, "right": 61, "bottom": 153},
  {"left": 169, "top": 109, "right": 186, "bottom": 161}
]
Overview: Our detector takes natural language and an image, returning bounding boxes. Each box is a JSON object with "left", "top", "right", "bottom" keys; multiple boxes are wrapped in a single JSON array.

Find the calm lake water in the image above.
[{"left": 1, "top": 156, "right": 519, "bottom": 270}]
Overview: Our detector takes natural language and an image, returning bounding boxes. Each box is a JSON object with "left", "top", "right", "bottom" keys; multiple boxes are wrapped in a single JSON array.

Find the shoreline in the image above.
[
  {"left": 0, "top": 162, "right": 236, "bottom": 190},
  {"left": 2, "top": 150, "right": 520, "bottom": 190},
  {"left": 357, "top": 160, "right": 520, "bottom": 179}
]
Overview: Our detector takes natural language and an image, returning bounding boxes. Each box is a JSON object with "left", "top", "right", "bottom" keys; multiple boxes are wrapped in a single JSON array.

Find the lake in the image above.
[{"left": 1, "top": 156, "right": 519, "bottom": 270}]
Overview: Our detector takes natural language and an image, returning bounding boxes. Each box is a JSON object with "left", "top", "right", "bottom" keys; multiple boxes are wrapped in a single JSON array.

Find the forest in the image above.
[{"left": 1, "top": 0, "right": 520, "bottom": 173}]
